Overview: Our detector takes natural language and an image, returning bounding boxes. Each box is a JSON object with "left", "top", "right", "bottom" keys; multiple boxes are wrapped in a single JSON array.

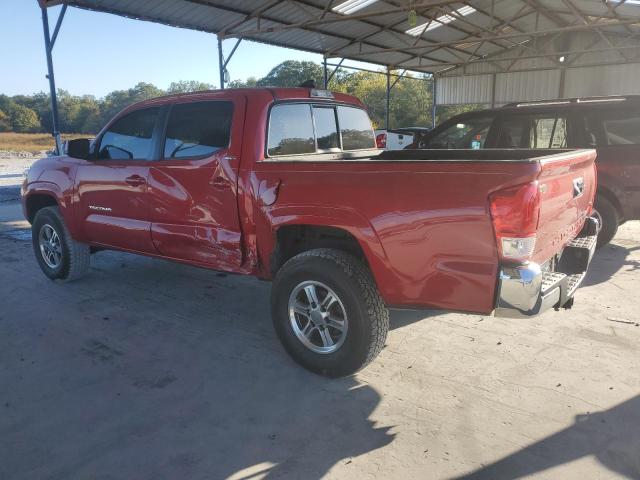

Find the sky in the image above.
[{"left": 0, "top": 0, "right": 361, "bottom": 98}]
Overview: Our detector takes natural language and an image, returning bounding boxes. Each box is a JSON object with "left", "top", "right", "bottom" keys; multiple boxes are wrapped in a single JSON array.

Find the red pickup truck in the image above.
[{"left": 22, "top": 87, "right": 599, "bottom": 376}]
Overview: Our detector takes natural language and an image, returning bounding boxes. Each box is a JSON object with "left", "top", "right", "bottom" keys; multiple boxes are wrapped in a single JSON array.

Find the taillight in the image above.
[
  {"left": 489, "top": 181, "right": 540, "bottom": 262},
  {"left": 375, "top": 133, "right": 386, "bottom": 149}
]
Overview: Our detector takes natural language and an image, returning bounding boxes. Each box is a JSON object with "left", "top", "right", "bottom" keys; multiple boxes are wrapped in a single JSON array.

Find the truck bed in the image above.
[{"left": 254, "top": 148, "right": 597, "bottom": 314}]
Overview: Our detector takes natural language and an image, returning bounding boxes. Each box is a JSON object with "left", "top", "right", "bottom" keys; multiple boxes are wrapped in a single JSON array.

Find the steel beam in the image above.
[
  {"left": 41, "top": 7, "right": 63, "bottom": 155},
  {"left": 219, "top": 0, "right": 464, "bottom": 38},
  {"left": 431, "top": 75, "right": 437, "bottom": 129},
  {"left": 385, "top": 69, "right": 391, "bottom": 130},
  {"left": 340, "top": 18, "right": 639, "bottom": 58},
  {"left": 323, "top": 57, "right": 328, "bottom": 88},
  {"left": 50, "top": 3, "right": 67, "bottom": 48},
  {"left": 217, "top": 36, "right": 225, "bottom": 89},
  {"left": 389, "top": 70, "right": 407, "bottom": 90},
  {"left": 326, "top": 58, "right": 344, "bottom": 84},
  {"left": 223, "top": 38, "right": 242, "bottom": 69},
  {"left": 397, "top": 44, "right": 640, "bottom": 70}
]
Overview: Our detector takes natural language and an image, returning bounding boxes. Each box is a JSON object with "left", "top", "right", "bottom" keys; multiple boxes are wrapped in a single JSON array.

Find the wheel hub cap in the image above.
[
  {"left": 39, "top": 224, "right": 62, "bottom": 269},
  {"left": 288, "top": 281, "right": 348, "bottom": 354}
]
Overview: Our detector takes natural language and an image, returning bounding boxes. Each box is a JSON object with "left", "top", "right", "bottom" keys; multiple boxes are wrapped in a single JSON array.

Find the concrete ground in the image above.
[{"left": 0, "top": 198, "right": 639, "bottom": 480}]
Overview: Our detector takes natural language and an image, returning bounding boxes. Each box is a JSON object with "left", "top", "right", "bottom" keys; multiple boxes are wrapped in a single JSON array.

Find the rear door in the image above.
[
  {"left": 146, "top": 96, "right": 245, "bottom": 269},
  {"left": 76, "top": 106, "right": 160, "bottom": 253},
  {"left": 583, "top": 106, "right": 640, "bottom": 219}
]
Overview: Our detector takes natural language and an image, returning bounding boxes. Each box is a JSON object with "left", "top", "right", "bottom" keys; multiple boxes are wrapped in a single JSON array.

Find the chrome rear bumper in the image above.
[{"left": 494, "top": 216, "right": 599, "bottom": 318}]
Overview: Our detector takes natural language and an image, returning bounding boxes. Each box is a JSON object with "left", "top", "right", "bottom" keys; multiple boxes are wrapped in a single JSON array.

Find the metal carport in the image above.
[{"left": 37, "top": 0, "right": 640, "bottom": 154}]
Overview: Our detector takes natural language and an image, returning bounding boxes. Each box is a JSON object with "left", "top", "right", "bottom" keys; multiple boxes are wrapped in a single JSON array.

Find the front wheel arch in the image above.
[{"left": 25, "top": 193, "right": 58, "bottom": 223}]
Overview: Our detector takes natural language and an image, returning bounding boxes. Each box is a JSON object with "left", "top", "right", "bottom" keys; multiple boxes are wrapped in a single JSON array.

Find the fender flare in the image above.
[
  {"left": 256, "top": 204, "right": 393, "bottom": 294},
  {"left": 23, "top": 182, "right": 79, "bottom": 238}
]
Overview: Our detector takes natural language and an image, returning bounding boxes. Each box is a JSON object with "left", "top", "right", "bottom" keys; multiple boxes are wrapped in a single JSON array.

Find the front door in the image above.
[
  {"left": 76, "top": 106, "right": 161, "bottom": 253},
  {"left": 146, "top": 97, "right": 245, "bottom": 270}
]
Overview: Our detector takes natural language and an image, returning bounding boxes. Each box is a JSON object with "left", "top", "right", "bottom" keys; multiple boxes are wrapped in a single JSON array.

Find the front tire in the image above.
[
  {"left": 593, "top": 196, "right": 619, "bottom": 248},
  {"left": 32, "top": 206, "right": 90, "bottom": 281},
  {"left": 271, "top": 248, "right": 389, "bottom": 377}
]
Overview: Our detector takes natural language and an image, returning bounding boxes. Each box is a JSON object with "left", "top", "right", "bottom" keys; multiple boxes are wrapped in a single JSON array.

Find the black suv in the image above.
[{"left": 412, "top": 96, "right": 640, "bottom": 247}]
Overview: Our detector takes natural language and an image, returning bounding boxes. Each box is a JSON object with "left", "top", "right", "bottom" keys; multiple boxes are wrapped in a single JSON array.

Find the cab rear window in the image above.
[
  {"left": 267, "top": 103, "right": 374, "bottom": 157},
  {"left": 337, "top": 106, "right": 376, "bottom": 150}
]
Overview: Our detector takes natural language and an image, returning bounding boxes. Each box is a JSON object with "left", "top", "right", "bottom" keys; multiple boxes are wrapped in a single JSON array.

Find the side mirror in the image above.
[{"left": 66, "top": 138, "right": 92, "bottom": 159}]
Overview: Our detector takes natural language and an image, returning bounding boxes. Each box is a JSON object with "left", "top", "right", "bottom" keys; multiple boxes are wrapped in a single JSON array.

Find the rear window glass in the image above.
[
  {"left": 164, "top": 101, "right": 233, "bottom": 159},
  {"left": 337, "top": 106, "right": 375, "bottom": 150},
  {"left": 268, "top": 104, "right": 315, "bottom": 156},
  {"left": 99, "top": 107, "right": 159, "bottom": 160},
  {"left": 586, "top": 109, "right": 640, "bottom": 145},
  {"left": 313, "top": 106, "right": 339, "bottom": 150}
]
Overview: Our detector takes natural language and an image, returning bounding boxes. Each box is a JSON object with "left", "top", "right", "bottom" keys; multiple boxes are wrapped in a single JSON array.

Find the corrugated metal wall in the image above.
[
  {"left": 437, "top": 63, "right": 640, "bottom": 105},
  {"left": 494, "top": 70, "right": 561, "bottom": 104},
  {"left": 436, "top": 74, "right": 493, "bottom": 104},
  {"left": 564, "top": 64, "right": 640, "bottom": 97}
]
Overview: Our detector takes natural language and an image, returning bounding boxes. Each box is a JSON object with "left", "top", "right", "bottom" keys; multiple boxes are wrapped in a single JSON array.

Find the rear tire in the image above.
[
  {"left": 32, "top": 206, "right": 90, "bottom": 282},
  {"left": 271, "top": 248, "right": 389, "bottom": 377},
  {"left": 593, "top": 196, "right": 619, "bottom": 248}
]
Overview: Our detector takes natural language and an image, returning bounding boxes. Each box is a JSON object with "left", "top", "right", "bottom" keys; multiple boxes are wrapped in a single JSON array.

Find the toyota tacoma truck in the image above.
[{"left": 22, "top": 87, "right": 599, "bottom": 377}]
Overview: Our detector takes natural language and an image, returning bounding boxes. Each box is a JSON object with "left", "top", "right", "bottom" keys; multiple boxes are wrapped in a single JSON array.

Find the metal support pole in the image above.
[
  {"left": 385, "top": 69, "right": 391, "bottom": 130},
  {"left": 490, "top": 73, "right": 497, "bottom": 109},
  {"left": 41, "top": 7, "right": 62, "bottom": 155},
  {"left": 217, "top": 36, "right": 225, "bottom": 89},
  {"left": 323, "top": 57, "right": 328, "bottom": 89},
  {"left": 558, "top": 67, "right": 566, "bottom": 99},
  {"left": 431, "top": 75, "right": 437, "bottom": 129}
]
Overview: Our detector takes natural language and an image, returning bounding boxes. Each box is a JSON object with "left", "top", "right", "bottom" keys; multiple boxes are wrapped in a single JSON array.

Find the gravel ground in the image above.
[
  {"left": 0, "top": 152, "right": 45, "bottom": 202},
  {"left": 0, "top": 198, "right": 638, "bottom": 480}
]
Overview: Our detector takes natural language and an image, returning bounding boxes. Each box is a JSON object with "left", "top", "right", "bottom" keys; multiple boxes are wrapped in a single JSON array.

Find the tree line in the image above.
[{"left": 0, "top": 61, "right": 477, "bottom": 134}]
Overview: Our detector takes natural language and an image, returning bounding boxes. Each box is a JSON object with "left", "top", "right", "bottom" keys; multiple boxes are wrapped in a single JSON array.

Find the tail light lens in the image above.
[
  {"left": 375, "top": 133, "right": 386, "bottom": 149},
  {"left": 489, "top": 181, "right": 540, "bottom": 261}
]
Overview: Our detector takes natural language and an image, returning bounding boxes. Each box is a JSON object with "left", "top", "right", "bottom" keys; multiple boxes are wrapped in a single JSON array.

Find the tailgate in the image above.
[{"left": 533, "top": 149, "right": 597, "bottom": 263}]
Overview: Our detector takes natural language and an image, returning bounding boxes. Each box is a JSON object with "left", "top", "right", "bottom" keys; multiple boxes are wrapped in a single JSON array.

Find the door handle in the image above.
[{"left": 125, "top": 175, "right": 146, "bottom": 187}]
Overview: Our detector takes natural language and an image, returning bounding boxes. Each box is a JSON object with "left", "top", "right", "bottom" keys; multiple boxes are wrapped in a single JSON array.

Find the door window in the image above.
[
  {"left": 426, "top": 117, "right": 493, "bottom": 149},
  {"left": 586, "top": 109, "right": 640, "bottom": 145},
  {"left": 496, "top": 113, "right": 567, "bottom": 149},
  {"left": 530, "top": 116, "right": 567, "bottom": 148},
  {"left": 337, "top": 106, "right": 376, "bottom": 150},
  {"left": 163, "top": 101, "right": 233, "bottom": 159},
  {"left": 98, "top": 107, "right": 159, "bottom": 160}
]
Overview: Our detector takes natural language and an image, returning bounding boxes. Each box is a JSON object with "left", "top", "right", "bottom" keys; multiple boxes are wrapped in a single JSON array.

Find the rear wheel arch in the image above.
[{"left": 271, "top": 224, "right": 370, "bottom": 277}]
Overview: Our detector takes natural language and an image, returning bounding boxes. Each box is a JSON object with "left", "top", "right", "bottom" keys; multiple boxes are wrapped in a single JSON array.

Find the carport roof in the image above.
[{"left": 38, "top": 0, "right": 640, "bottom": 76}]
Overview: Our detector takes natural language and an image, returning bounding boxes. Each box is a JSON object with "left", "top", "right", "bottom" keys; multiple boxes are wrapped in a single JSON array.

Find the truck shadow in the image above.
[
  {"left": 452, "top": 394, "right": 640, "bottom": 479},
  {"left": 390, "top": 308, "right": 443, "bottom": 330},
  {"left": 0, "top": 248, "right": 396, "bottom": 480},
  {"left": 583, "top": 243, "right": 640, "bottom": 287}
]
